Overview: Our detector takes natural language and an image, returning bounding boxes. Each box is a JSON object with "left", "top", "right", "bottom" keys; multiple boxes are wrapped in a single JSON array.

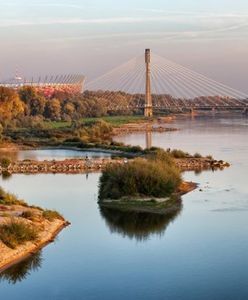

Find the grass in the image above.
[
  {"left": 170, "top": 149, "right": 190, "bottom": 159},
  {"left": 82, "top": 115, "right": 146, "bottom": 127},
  {"left": 0, "top": 187, "right": 27, "bottom": 206},
  {"left": 43, "top": 121, "right": 71, "bottom": 129},
  {"left": 43, "top": 115, "right": 146, "bottom": 129},
  {"left": 42, "top": 210, "right": 64, "bottom": 222},
  {"left": 194, "top": 152, "right": 203, "bottom": 158},
  {"left": 0, "top": 220, "right": 38, "bottom": 249},
  {"left": 0, "top": 158, "right": 11, "bottom": 168},
  {"left": 21, "top": 211, "right": 36, "bottom": 221}
]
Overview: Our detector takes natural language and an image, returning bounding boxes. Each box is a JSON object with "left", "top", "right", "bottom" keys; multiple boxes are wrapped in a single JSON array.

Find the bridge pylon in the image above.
[{"left": 144, "top": 49, "right": 153, "bottom": 117}]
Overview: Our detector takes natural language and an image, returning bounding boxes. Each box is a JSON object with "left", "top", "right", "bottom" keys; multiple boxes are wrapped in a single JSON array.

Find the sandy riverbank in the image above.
[{"left": 0, "top": 205, "right": 69, "bottom": 272}]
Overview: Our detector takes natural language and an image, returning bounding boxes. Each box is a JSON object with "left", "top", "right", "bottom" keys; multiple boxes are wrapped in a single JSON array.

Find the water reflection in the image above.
[
  {"left": 0, "top": 149, "right": 113, "bottom": 162},
  {"left": 0, "top": 151, "right": 18, "bottom": 161},
  {"left": 0, "top": 251, "right": 43, "bottom": 284},
  {"left": 99, "top": 200, "right": 182, "bottom": 241},
  {"left": 1, "top": 171, "right": 12, "bottom": 181},
  {"left": 145, "top": 131, "right": 152, "bottom": 149}
]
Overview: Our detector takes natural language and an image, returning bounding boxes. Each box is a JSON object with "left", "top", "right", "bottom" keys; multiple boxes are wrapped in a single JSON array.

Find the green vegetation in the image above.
[
  {"left": 99, "top": 150, "right": 182, "bottom": 200},
  {"left": 170, "top": 149, "right": 190, "bottom": 159},
  {"left": 0, "top": 86, "right": 151, "bottom": 149},
  {"left": 100, "top": 199, "right": 182, "bottom": 241},
  {"left": 0, "top": 158, "right": 11, "bottom": 168},
  {"left": 0, "top": 86, "right": 145, "bottom": 127},
  {"left": 21, "top": 211, "right": 36, "bottom": 221},
  {"left": 42, "top": 210, "right": 64, "bottom": 222},
  {"left": 0, "top": 86, "right": 150, "bottom": 147},
  {"left": 0, "top": 220, "right": 38, "bottom": 249},
  {"left": 194, "top": 152, "right": 203, "bottom": 158},
  {"left": 0, "top": 187, "right": 27, "bottom": 206},
  {"left": 81, "top": 115, "right": 146, "bottom": 126}
]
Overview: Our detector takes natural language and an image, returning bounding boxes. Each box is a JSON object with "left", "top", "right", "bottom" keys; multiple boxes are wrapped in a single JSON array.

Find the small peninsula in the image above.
[{"left": 0, "top": 187, "right": 69, "bottom": 271}]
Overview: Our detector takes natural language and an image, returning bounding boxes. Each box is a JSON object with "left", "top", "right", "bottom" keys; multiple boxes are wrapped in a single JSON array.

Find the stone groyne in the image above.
[
  {"left": 175, "top": 158, "right": 230, "bottom": 171},
  {"left": 113, "top": 124, "right": 177, "bottom": 135},
  {"left": 0, "top": 157, "right": 230, "bottom": 175}
]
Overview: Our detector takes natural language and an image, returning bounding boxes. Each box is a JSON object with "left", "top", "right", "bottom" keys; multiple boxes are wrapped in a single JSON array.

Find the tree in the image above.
[
  {"left": 44, "top": 98, "right": 61, "bottom": 120},
  {"left": 0, "top": 123, "right": 3, "bottom": 141},
  {"left": 19, "top": 86, "right": 47, "bottom": 116},
  {"left": 0, "top": 87, "right": 24, "bottom": 122},
  {"left": 29, "top": 95, "right": 47, "bottom": 116}
]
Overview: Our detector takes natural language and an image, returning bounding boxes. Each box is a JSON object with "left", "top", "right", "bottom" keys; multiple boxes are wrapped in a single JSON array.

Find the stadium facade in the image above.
[{"left": 0, "top": 74, "right": 85, "bottom": 97}]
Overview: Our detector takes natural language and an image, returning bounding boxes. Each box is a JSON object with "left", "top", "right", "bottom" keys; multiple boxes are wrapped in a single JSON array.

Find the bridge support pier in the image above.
[
  {"left": 211, "top": 107, "right": 216, "bottom": 115},
  {"left": 190, "top": 108, "right": 195, "bottom": 117},
  {"left": 243, "top": 107, "right": 248, "bottom": 116},
  {"left": 144, "top": 106, "right": 153, "bottom": 117},
  {"left": 144, "top": 49, "right": 153, "bottom": 117}
]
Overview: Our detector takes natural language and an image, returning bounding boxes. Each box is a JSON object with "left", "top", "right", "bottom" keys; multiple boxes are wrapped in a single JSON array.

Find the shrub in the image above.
[
  {"left": 148, "top": 149, "right": 174, "bottom": 166},
  {"left": 170, "top": 149, "right": 190, "bottom": 159},
  {"left": 1, "top": 158, "right": 11, "bottom": 168},
  {"left": 21, "top": 210, "right": 35, "bottom": 220},
  {"left": 0, "top": 187, "right": 27, "bottom": 206},
  {"left": 42, "top": 210, "right": 63, "bottom": 221},
  {"left": 194, "top": 152, "right": 202, "bottom": 158},
  {"left": 206, "top": 155, "right": 213, "bottom": 160},
  {"left": 0, "top": 220, "right": 38, "bottom": 249},
  {"left": 99, "top": 156, "right": 182, "bottom": 200}
]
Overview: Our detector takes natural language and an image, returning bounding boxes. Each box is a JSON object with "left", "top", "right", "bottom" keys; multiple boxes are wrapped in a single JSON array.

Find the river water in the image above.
[
  {"left": 0, "top": 115, "right": 248, "bottom": 300},
  {"left": 0, "top": 149, "right": 112, "bottom": 161}
]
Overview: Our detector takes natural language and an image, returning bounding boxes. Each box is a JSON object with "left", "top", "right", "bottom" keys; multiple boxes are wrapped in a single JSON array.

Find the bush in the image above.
[
  {"left": 170, "top": 149, "right": 190, "bottom": 159},
  {"left": 0, "top": 220, "right": 38, "bottom": 249},
  {"left": 21, "top": 210, "right": 35, "bottom": 220},
  {"left": 42, "top": 210, "right": 63, "bottom": 221},
  {"left": 0, "top": 187, "right": 27, "bottom": 206},
  {"left": 194, "top": 152, "right": 202, "bottom": 158},
  {"left": 1, "top": 158, "right": 11, "bottom": 168},
  {"left": 99, "top": 156, "right": 182, "bottom": 200},
  {"left": 148, "top": 149, "right": 174, "bottom": 166},
  {"left": 206, "top": 155, "right": 213, "bottom": 160}
]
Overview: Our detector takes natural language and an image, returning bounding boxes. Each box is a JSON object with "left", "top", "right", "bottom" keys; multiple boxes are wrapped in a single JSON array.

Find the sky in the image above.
[{"left": 0, "top": 0, "right": 248, "bottom": 92}]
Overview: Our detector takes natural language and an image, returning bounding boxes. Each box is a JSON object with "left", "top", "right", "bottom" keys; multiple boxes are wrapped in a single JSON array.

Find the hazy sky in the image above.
[{"left": 0, "top": 0, "right": 248, "bottom": 92}]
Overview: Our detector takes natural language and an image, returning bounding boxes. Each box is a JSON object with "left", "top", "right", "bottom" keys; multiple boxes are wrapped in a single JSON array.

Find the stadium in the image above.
[{"left": 0, "top": 74, "right": 85, "bottom": 98}]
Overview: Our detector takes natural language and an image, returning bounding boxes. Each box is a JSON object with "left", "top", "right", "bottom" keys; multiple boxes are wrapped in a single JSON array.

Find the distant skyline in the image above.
[{"left": 0, "top": 0, "right": 248, "bottom": 92}]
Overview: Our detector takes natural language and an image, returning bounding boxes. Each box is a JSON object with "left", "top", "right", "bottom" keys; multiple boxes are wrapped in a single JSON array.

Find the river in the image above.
[{"left": 0, "top": 115, "right": 248, "bottom": 300}]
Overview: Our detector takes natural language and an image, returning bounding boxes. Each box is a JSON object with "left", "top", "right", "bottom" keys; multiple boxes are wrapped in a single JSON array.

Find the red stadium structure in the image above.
[{"left": 0, "top": 74, "right": 85, "bottom": 98}]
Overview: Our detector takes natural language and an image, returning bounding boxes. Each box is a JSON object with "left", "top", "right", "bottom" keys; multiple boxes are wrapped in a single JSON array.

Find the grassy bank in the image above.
[
  {"left": 43, "top": 115, "right": 147, "bottom": 129},
  {"left": 0, "top": 187, "right": 68, "bottom": 271}
]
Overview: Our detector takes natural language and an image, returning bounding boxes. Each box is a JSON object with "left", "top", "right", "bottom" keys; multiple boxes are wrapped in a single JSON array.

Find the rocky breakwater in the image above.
[
  {"left": 175, "top": 158, "right": 230, "bottom": 171},
  {"left": 0, "top": 158, "right": 125, "bottom": 174},
  {"left": 0, "top": 157, "right": 230, "bottom": 175},
  {"left": 113, "top": 123, "right": 178, "bottom": 135}
]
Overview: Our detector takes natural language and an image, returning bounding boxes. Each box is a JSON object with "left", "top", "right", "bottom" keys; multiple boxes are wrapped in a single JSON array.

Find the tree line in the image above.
[{"left": 0, "top": 86, "right": 142, "bottom": 128}]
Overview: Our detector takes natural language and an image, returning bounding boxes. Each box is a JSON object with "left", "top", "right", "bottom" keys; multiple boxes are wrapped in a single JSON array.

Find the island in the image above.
[{"left": 98, "top": 149, "right": 199, "bottom": 214}]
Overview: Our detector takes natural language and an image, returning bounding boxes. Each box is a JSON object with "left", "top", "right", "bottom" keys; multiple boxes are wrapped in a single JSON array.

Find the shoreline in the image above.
[
  {"left": 0, "top": 220, "right": 69, "bottom": 272},
  {"left": 99, "top": 181, "right": 197, "bottom": 214}
]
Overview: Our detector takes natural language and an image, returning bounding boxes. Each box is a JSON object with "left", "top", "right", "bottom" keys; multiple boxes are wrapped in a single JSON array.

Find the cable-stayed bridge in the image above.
[{"left": 85, "top": 49, "right": 248, "bottom": 116}]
